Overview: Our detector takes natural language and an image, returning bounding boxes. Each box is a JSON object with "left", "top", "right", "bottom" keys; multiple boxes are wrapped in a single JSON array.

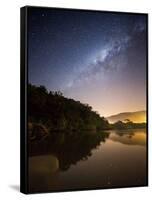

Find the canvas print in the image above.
[{"left": 21, "top": 6, "right": 148, "bottom": 193}]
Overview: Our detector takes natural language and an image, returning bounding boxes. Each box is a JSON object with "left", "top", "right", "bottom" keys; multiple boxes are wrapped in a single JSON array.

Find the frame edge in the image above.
[{"left": 20, "top": 6, "right": 28, "bottom": 194}]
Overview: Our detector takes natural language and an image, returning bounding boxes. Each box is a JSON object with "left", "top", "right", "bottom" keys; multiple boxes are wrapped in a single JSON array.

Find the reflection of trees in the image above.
[
  {"left": 110, "top": 130, "right": 146, "bottom": 146},
  {"left": 29, "top": 131, "right": 110, "bottom": 171},
  {"left": 115, "top": 129, "right": 135, "bottom": 138}
]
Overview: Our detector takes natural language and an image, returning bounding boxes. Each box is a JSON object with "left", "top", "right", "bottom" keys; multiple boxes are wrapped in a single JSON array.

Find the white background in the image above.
[{"left": 0, "top": 0, "right": 151, "bottom": 199}]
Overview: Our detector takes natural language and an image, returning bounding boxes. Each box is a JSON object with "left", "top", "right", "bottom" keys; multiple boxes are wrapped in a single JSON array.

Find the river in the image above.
[{"left": 29, "top": 128, "right": 147, "bottom": 192}]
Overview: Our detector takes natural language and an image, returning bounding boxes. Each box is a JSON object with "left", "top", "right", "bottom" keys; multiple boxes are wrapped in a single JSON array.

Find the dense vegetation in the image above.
[
  {"left": 28, "top": 84, "right": 109, "bottom": 133},
  {"left": 112, "top": 120, "right": 146, "bottom": 130},
  {"left": 28, "top": 84, "right": 146, "bottom": 142}
]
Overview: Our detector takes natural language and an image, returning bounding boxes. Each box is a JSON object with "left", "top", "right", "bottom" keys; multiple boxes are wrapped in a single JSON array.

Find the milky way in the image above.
[{"left": 28, "top": 8, "right": 147, "bottom": 116}]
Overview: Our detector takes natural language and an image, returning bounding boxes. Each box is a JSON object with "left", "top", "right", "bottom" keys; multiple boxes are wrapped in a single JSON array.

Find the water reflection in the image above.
[
  {"left": 29, "top": 131, "right": 110, "bottom": 170},
  {"left": 28, "top": 129, "right": 147, "bottom": 192},
  {"left": 109, "top": 129, "right": 146, "bottom": 146}
]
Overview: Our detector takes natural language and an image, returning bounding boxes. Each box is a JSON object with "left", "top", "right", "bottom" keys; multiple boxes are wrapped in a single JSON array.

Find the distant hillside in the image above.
[{"left": 106, "top": 111, "right": 146, "bottom": 124}]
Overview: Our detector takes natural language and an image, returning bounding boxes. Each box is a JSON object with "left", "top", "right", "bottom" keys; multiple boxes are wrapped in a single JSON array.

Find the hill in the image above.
[
  {"left": 106, "top": 111, "right": 146, "bottom": 124},
  {"left": 28, "top": 84, "right": 109, "bottom": 134}
]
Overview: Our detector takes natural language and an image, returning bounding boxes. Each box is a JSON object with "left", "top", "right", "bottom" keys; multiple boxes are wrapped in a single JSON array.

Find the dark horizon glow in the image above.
[{"left": 28, "top": 8, "right": 147, "bottom": 117}]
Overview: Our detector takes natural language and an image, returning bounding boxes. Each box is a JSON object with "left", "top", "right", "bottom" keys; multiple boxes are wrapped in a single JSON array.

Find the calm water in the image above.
[{"left": 29, "top": 129, "right": 147, "bottom": 192}]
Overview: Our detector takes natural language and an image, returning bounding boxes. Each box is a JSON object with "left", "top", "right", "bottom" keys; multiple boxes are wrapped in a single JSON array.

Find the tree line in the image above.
[
  {"left": 28, "top": 84, "right": 109, "bottom": 132},
  {"left": 28, "top": 84, "right": 146, "bottom": 141}
]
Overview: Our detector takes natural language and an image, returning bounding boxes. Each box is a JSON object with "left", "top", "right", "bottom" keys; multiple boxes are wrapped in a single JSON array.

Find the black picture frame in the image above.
[{"left": 20, "top": 6, "right": 148, "bottom": 194}]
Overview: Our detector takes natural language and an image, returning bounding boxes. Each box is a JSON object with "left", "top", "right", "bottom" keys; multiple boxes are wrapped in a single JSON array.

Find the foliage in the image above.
[
  {"left": 112, "top": 119, "right": 146, "bottom": 129},
  {"left": 28, "top": 84, "right": 110, "bottom": 131},
  {"left": 28, "top": 84, "right": 146, "bottom": 134}
]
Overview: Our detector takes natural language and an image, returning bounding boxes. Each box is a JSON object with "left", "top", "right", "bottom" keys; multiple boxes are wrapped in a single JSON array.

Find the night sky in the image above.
[{"left": 28, "top": 8, "right": 147, "bottom": 117}]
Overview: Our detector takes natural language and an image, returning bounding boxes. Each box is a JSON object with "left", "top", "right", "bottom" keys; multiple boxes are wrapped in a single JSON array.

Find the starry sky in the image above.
[{"left": 28, "top": 7, "right": 147, "bottom": 117}]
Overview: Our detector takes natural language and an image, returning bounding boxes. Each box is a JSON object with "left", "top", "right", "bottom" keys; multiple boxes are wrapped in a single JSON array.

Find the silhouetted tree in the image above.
[{"left": 28, "top": 84, "right": 110, "bottom": 132}]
